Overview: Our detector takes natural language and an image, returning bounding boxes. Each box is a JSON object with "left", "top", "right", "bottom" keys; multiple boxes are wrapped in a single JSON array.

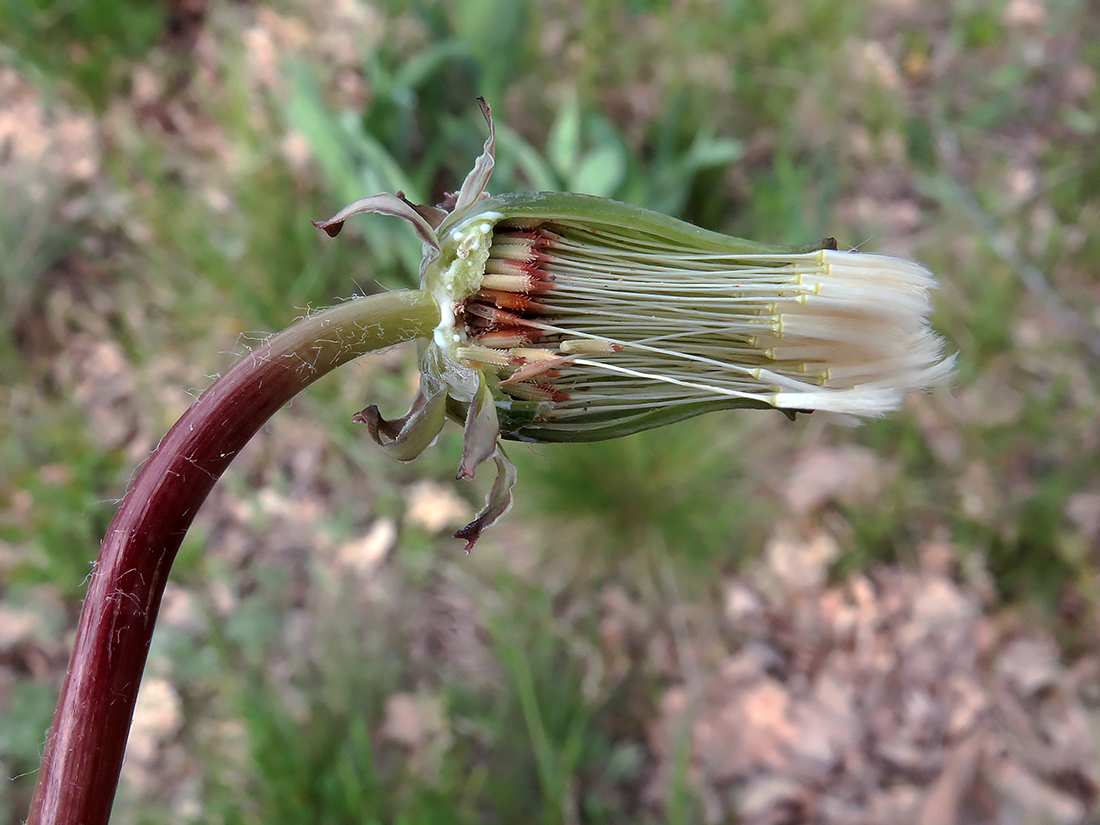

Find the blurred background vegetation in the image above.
[{"left": 2, "top": 0, "right": 1099, "bottom": 823}]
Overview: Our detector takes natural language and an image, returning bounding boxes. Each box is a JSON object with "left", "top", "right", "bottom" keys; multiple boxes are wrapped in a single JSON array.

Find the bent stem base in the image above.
[{"left": 27, "top": 289, "right": 435, "bottom": 825}]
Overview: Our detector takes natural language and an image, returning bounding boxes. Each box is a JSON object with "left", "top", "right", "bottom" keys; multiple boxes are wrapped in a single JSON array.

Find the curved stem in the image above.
[{"left": 28, "top": 289, "right": 436, "bottom": 825}]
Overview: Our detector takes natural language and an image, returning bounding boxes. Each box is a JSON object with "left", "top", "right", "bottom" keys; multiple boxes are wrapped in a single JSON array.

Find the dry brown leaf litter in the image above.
[{"left": 645, "top": 542, "right": 1098, "bottom": 825}]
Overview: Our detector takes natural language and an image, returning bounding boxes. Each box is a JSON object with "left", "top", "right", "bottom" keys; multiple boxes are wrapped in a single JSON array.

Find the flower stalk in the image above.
[
  {"left": 27, "top": 97, "right": 953, "bottom": 825},
  {"left": 27, "top": 290, "right": 435, "bottom": 825}
]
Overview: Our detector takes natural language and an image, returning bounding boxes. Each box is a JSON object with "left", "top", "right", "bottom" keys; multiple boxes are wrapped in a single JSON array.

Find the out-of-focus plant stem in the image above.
[{"left": 27, "top": 289, "right": 436, "bottom": 825}]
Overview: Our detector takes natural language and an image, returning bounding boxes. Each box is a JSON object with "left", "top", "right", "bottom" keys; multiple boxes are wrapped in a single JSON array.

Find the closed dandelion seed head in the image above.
[{"left": 315, "top": 99, "right": 955, "bottom": 550}]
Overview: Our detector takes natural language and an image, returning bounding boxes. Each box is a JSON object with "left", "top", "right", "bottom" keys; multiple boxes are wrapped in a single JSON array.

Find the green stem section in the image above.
[{"left": 27, "top": 289, "right": 436, "bottom": 825}]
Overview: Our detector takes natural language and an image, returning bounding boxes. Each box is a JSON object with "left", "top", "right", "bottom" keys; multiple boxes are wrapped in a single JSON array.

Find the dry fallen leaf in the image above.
[{"left": 647, "top": 546, "right": 1099, "bottom": 824}]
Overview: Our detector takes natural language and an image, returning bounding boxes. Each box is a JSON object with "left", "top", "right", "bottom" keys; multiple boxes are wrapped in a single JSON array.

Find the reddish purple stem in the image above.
[{"left": 27, "top": 290, "right": 435, "bottom": 825}]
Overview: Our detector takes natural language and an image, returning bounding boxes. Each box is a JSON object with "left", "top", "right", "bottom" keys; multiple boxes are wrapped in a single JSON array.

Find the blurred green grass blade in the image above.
[
  {"left": 494, "top": 124, "right": 559, "bottom": 191},
  {"left": 392, "top": 40, "right": 469, "bottom": 91},
  {"left": 548, "top": 93, "right": 583, "bottom": 180},
  {"left": 336, "top": 111, "right": 424, "bottom": 204},
  {"left": 286, "top": 63, "right": 355, "bottom": 199},
  {"left": 684, "top": 134, "right": 743, "bottom": 170},
  {"left": 450, "top": 0, "right": 529, "bottom": 101},
  {"left": 571, "top": 143, "right": 625, "bottom": 197}
]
